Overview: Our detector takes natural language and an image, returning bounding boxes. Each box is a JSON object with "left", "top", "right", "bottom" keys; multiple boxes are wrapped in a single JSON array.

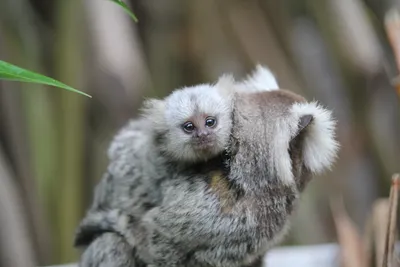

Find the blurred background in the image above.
[{"left": 0, "top": 0, "right": 399, "bottom": 266}]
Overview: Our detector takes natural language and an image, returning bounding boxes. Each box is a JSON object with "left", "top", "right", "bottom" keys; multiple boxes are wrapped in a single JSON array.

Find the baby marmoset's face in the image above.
[{"left": 161, "top": 85, "right": 233, "bottom": 162}]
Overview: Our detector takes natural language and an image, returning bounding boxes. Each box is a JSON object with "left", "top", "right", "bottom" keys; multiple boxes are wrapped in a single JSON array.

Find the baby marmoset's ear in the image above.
[
  {"left": 290, "top": 101, "right": 340, "bottom": 174},
  {"left": 214, "top": 64, "right": 281, "bottom": 98},
  {"left": 140, "top": 98, "right": 167, "bottom": 130},
  {"left": 236, "top": 64, "right": 279, "bottom": 92},
  {"left": 214, "top": 73, "right": 237, "bottom": 100}
]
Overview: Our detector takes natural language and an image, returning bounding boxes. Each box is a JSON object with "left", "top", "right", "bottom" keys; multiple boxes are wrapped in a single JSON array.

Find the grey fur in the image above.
[
  {"left": 74, "top": 62, "right": 340, "bottom": 266},
  {"left": 75, "top": 87, "right": 337, "bottom": 267}
]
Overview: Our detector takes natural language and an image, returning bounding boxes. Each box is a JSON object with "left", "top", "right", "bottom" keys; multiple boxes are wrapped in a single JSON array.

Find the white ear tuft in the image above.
[
  {"left": 140, "top": 98, "right": 166, "bottom": 130},
  {"left": 216, "top": 73, "right": 236, "bottom": 87},
  {"left": 237, "top": 64, "right": 279, "bottom": 92},
  {"left": 215, "top": 73, "right": 236, "bottom": 99},
  {"left": 290, "top": 101, "right": 340, "bottom": 174}
]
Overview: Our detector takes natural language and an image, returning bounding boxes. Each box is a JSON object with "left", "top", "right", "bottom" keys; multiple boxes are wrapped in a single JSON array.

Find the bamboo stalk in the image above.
[
  {"left": 54, "top": 0, "right": 87, "bottom": 262},
  {"left": 0, "top": 0, "right": 54, "bottom": 264}
]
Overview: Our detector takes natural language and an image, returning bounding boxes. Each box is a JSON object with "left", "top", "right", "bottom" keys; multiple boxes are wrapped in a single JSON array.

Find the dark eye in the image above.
[
  {"left": 182, "top": 121, "right": 195, "bottom": 133},
  {"left": 205, "top": 117, "right": 217, "bottom": 127}
]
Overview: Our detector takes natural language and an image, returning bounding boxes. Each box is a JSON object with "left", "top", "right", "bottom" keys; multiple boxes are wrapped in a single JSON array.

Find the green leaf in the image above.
[
  {"left": 0, "top": 60, "right": 91, "bottom": 98},
  {"left": 109, "top": 0, "right": 138, "bottom": 22}
]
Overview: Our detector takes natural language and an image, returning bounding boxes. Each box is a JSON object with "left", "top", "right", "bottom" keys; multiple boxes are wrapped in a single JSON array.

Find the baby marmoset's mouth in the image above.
[
  {"left": 191, "top": 138, "right": 220, "bottom": 157},
  {"left": 192, "top": 136, "right": 215, "bottom": 149}
]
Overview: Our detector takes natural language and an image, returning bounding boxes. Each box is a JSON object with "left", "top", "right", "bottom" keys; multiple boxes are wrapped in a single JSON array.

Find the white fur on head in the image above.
[
  {"left": 290, "top": 101, "right": 339, "bottom": 173},
  {"left": 140, "top": 83, "right": 233, "bottom": 162},
  {"left": 268, "top": 101, "right": 339, "bottom": 186},
  {"left": 269, "top": 116, "right": 300, "bottom": 185},
  {"left": 236, "top": 64, "right": 279, "bottom": 92}
]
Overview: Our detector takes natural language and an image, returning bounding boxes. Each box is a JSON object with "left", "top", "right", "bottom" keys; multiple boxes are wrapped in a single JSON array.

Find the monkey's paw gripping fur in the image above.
[{"left": 75, "top": 65, "right": 339, "bottom": 267}]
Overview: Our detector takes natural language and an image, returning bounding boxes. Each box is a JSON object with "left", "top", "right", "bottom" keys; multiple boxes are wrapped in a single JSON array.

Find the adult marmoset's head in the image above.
[{"left": 229, "top": 88, "right": 339, "bottom": 191}]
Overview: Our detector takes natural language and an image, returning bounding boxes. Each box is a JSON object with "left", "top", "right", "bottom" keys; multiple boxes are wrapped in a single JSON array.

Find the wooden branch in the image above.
[
  {"left": 382, "top": 174, "right": 400, "bottom": 267},
  {"left": 371, "top": 199, "right": 391, "bottom": 267}
]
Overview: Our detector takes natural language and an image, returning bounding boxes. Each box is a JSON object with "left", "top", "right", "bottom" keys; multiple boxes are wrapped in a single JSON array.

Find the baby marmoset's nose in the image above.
[{"left": 196, "top": 129, "right": 211, "bottom": 138}]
